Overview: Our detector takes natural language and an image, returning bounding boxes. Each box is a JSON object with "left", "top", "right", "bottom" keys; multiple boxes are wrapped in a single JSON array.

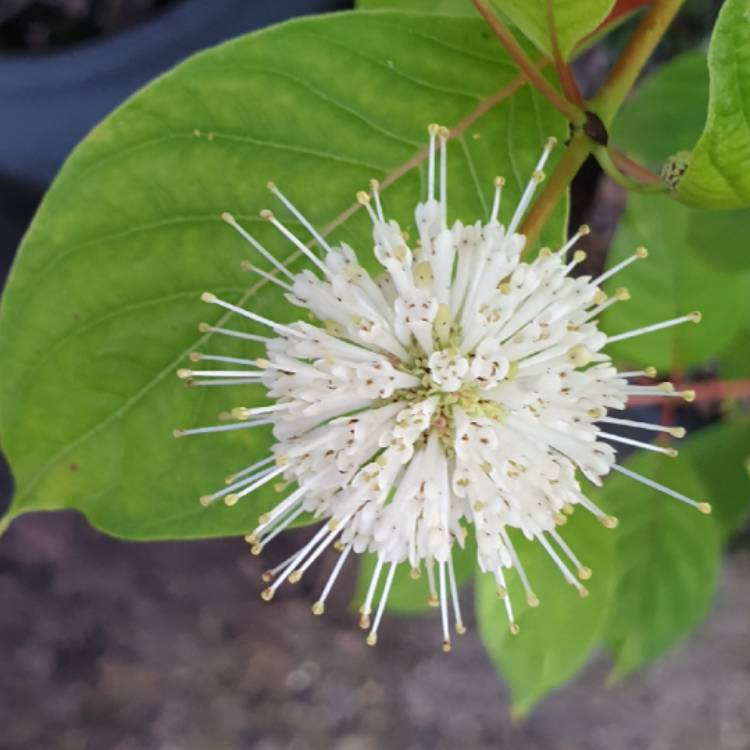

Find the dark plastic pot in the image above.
[{"left": 0, "top": 0, "right": 353, "bottom": 187}]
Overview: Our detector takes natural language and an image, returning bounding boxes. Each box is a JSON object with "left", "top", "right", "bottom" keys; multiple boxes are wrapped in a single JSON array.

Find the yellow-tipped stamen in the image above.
[
  {"left": 598, "top": 431, "right": 684, "bottom": 458},
  {"left": 174, "top": 133, "right": 711, "bottom": 654},
  {"left": 593, "top": 245, "right": 648, "bottom": 286},
  {"left": 613, "top": 464, "right": 709, "bottom": 513},
  {"left": 537, "top": 532, "right": 588, "bottom": 595},
  {"left": 367, "top": 561, "right": 398, "bottom": 648},
  {"left": 222, "top": 211, "right": 297, "bottom": 281},
  {"left": 608, "top": 312, "right": 702, "bottom": 345},
  {"left": 507, "top": 138, "right": 556, "bottom": 234}
]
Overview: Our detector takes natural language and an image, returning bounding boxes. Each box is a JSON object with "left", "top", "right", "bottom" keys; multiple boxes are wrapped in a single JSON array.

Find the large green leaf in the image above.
[
  {"left": 719, "top": 277, "right": 750, "bottom": 378},
  {"left": 596, "top": 452, "right": 720, "bottom": 680},
  {"left": 686, "top": 207, "right": 750, "bottom": 271},
  {"left": 682, "top": 418, "right": 750, "bottom": 540},
  {"left": 0, "top": 11, "right": 567, "bottom": 540},
  {"left": 677, "top": 0, "right": 750, "bottom": 209},
  {"left": 501, "top": 0, "right": 616, "bottom": 60},
  {"left": 600, "top": 192, "right": 746, "bottom": 371},
  {"left": 475, "top": 511, "right": 614, "bottom": 715}
]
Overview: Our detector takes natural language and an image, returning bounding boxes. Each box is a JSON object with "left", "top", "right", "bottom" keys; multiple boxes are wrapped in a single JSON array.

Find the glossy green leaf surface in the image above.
[
  {"left": 682, "top": 418, "right": 750, "bottom": 540},
  {"left": 0, "top": 11, "right": 567, "bottom": 540},
  {"left": 719, "top": 278, "right": 750, "bottom": 378},
  {"left": 687, "top": 207, "right": 750, "bottom": 271},
  {"left": 501, "top": 0, "right": 616, "bottom": 59},
  {"left": 597, "top": 452, "right": 720, "bottom": 680},
  {"left": 600, "top": 193, "right": 746, "bottom": 371},
  {"left": 475, "top": 512, "right": 614, "bottom": 715},
  {"left": 677, "top": 0, "right": 750, "bottom": 209}
]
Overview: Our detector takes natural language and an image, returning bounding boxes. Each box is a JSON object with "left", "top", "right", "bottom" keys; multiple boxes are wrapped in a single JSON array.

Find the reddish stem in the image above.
[
  {"left": 471, "top": 0, "right": 585, "bottom": 125},
  {"left": 545, "top": 0, "right": 585, "bottom": 107},
  {"left": 610, "top": 148, "right": 663, "bottom": 183},
  {"left": 594, "top": 0, "right": 653, "bottom": 37}
]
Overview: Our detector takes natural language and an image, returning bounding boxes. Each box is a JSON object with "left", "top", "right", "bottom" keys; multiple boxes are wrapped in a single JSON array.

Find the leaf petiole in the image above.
[
  {"left": 522, "top": 0, "right": 685, "bottom": 247},
  {"left": 545, "top": 0, "right": 585, "bottom": 107},
  {"left": 471, "top": 0, "right": 586, "bottom": 125},
  {"left": 588, "top": 0, "right": 686, "bottom": 127},
  {"left": 594, "top": 146, "right": 669, "bottom": 194}
]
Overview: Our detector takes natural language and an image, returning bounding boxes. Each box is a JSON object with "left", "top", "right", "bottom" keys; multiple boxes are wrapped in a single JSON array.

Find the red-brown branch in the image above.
[
  {"left": 610, "top": 148, "right": 663, "bottom": 183},
  {"left": 546, "top": 0, "right": 585, "bottom": 107}
]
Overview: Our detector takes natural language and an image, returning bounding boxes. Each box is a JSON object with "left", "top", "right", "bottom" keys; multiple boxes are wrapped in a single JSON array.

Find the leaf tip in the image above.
[
  {"left": 0, "top": 511, "right": 16, "bottom": 539},
  {"left": 510, "top": 698, "right": 534, "bottom": 722}
]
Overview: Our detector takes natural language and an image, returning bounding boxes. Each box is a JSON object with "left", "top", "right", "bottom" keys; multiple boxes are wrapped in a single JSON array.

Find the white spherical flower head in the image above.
[{"left": 175, "top": 126, "right": 708, "bottom": 651}]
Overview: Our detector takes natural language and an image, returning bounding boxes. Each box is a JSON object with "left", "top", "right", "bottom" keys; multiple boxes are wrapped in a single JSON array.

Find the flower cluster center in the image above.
[{"left": 388, "top": 347, "right": 511, "bottom": 454}]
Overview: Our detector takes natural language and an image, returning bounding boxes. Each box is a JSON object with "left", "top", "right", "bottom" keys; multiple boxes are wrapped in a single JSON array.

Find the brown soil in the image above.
[{"left": 2, "top": 512, "right": 749, "bottom": 750}]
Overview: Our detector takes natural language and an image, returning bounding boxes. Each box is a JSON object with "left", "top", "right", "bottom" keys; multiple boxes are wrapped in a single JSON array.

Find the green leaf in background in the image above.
[
  {"left": 614, "top": 49, "right": 750, "bottom": 272},
  {"left": 0, "top": 11, "right": 567, "bottom": 540},
  {"left": 596, "top": 452, "right": 720, "bottom": 680},
  {"left": 600, "top": 192, "right": 746, "bottom": 371},
  {"left": 354, "top": 533, "right": 477, "bottom": 615},
  {"left": 676, "top": 0, "right": 750, "bottom": 209},
  {"left": 501, "top": 0, "right": 616, "bottom": 60},
  {"left": 357, "top": 0, "right": 476, "bottom": 16},
  {"left": 720, "top": 334, "right": 750, "bottom": 379},
  {"left": 687, "top": 207, "right": 750, "bottom": 270},
  {"left": 681, "top": 417, "right": 750, "bottom": 540},
  {"left": 719, "top": 277, "right": 750, "bottom": 378},
  {"left": 613, "top": 50, "right": 709, "bottom": 170},
  {"left": 475, "top": 511, "right": 614, "bottom": 715}
]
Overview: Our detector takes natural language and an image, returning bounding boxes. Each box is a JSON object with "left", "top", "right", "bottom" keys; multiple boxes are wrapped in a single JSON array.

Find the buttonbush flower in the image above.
[{"left": 174, "top": 126, "right": 708, "bottom": 651}]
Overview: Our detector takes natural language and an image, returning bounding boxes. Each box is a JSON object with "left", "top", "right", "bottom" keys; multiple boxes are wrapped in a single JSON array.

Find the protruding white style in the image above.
[{"left": 175, "top": 127, "right": 708, "bottom": 649}]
